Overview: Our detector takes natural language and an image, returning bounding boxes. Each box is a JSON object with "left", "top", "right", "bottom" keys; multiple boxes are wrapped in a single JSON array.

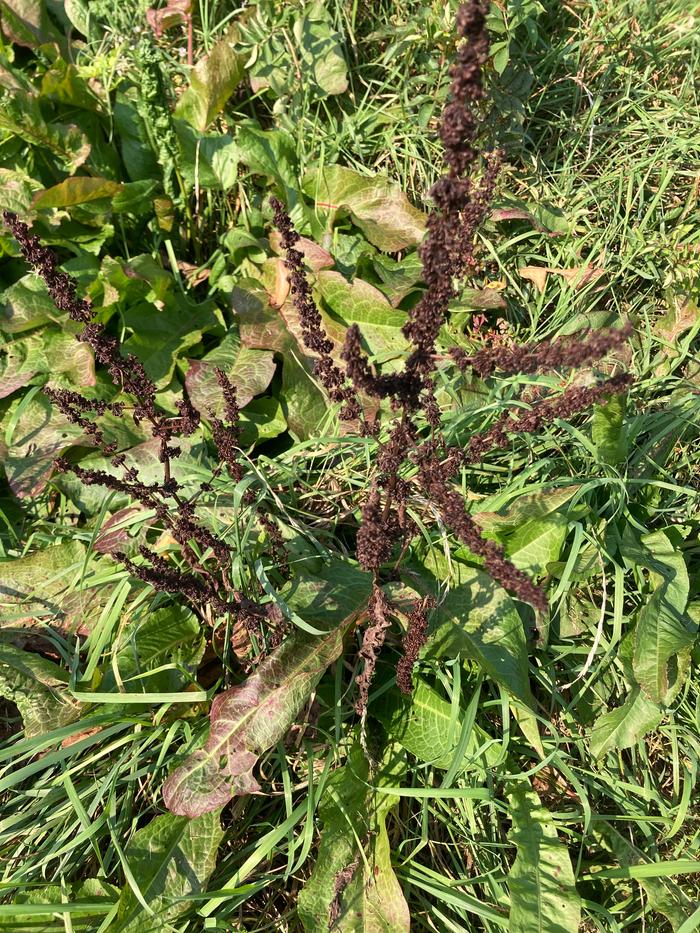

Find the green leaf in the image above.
[
  {"left": 303, "top": 165, "right": 427, "bottom": 252},
  {"left": 0, "top": 90, "right": 90, "bottom": 172},
  {"left": 0, "top": 167, "right": 42, "bottom": 216},
  {"left": 500, "top": 515, "right": 568, "bottom": 576},
  {"left": 101, "top": 605, "right": 204, "bottom": 696},
  {"left": 507, "top": 785, "right": 581, "bottom": 932},
  {"left": 237, "top": 395, "right": 287, "bottom": 446},
  {"left": 589, "top": 687, "right": 663, "bottom": 758},
  {"left": 293, "top": 2, "right": 348, "bottom": 96},
  {"left": 0, "top": 642, "right": 84, "bottom": 736},
  {"left": 473, "top": 484, "right": 580, "bottom": 531},
  {"left": 234, "top": 124, "right": 298, "bottom": 189},
  {"left": 40, "top": 57, "right": 100, "bottom": 111},
  {"left": 377, "top": 677, "right": 500, "bottom": 770},
  {"left": 185, "top": 331, "right": 275, "bottom": 412},
  {"left": 175, "top": 24, "right": 245, "bottom": 131},
  {"left": 122, "top": 295, "right": 220, "bottom": 386},
  {"left": 33, "top": 176, "right": 124, "bottom": 209},
  {"left": 421, "top": 560, "right": 541, "bottom": 753},
  {"left": 0, "top": 539, "right": 91, "bottom": 623},
  {"left": 115, "top": 811, "right": 223, "bottom": 932},
  {"left": 298, "top": 742, "right": 410, "bottom": 933},
  {"left": 1, "top": 274, "right": 62, "bottom": 333},
  {"left": 0, "top": 878, "right": 118, "bottom": 929},
  {"left": 317, "top": 270, "right": 410, "bottom": 361},
  {"left": 175, "top": 123, "right": 239, "bottom": 190},
  {"left": 55, "top": 437, "right": 208, "bottom": 516},
  {"left": 0, "top": 0, "right": 62, "bottom": 47},
  {"left": 164, "top": 561, "right": 370, "bottom": 816},
  {"left": 624, "top": 528, "right": 695, "bottom": 704},
  {"left": 0, "top": 327, "right": 95, "bottom": 397},
  {"left": 1, "top": 393, "right": 85, "bottom": 498},
  {"left": 592, "top": 391, "right": 628, "bottom": 465}
]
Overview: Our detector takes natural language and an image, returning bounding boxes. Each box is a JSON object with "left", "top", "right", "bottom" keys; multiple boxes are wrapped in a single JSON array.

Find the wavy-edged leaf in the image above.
[
  {"left": 298, "top": 742, "right": 409, "bottom": 933},
  {"left": 33, "top": 177, "right": 123, "bottom": 209},
  {"left": 303, "top": 165, "right": 427, "bottom": 252},
  {"left": 1, "top": 274, "right": 62, "bottom": 333},
  {"left": 175, "top": 24, "right": 245, "bottom": 131},
  {"left": 164, "top": 561, "right": 371, "bottom": 816},
  {"left": 0, "top": 642, "right": 85, "bottom": 736},
  {"left": 0, "top": 167, "right": 42, "bottom": 216},
  {"left": 377, "top": 677, "right": 500, "bottom": 770},
  {"left": 589, "top": 688, "right": 663, "bottom": 758},
  {"left": 101, "top": 605, "right": 204, "bottom": 696},
  {"left": 421, "top": 560, "right": 541, "bottom": 753},
  {"left": 625, "top": 528, "right": 695, "bottom": 704},
  {"left": 115, "top": 811, "right": 222, "bottom": 932},
  {"left": 0, "top": 91, "right": 90, "bottom": 172},
  {"left": 185, "top": 330, "right": 275, "bottom": 413},
  {"left": 507, "top": 784, "right": 581, "bottom": 933}
]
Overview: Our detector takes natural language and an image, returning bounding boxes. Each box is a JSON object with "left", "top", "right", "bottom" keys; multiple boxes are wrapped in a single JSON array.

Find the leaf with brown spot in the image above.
[{"left": 519, "top": 264, "right": 605, "bottom": 293}]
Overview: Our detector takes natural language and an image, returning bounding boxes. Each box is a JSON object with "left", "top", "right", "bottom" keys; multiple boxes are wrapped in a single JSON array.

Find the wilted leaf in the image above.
[
  {"left": 298, "top": 742, "right": 409, "bottom": 933},
  {"left": 116, "top": 811, "right": 222, "bottom": 932},
  {"left": 33, "top": 176, "right": 124, "bottom": 209},
  {"left": 0, "top": 90, "right": 90, "bottom": 172},
  {"left": 625, "top": 528, "right": 695, "bottom": 704},
  {"left": 175, "top": 24, "right": 245, "bottom": 131},
  {"left": 185, "top": 331, "right": 275, "bottom": 413},
  {"left": 303, "top": 165, "right": 427, "bottom": 252},
  {"left": 589, "top": 688, "right": 663, "bottom": 758},
  {"left": 164, "top": 560, "right": 370, "bottom": 816},
  {"left": 146, "top": 0, "right": 190, "bottom": 37},
  {"left": 507, "top": 784, "right": 581, "bottom": 932},
  {"left": 0, "top": 642, "right": 85, "bottom": 736},
  {"left": 473, "top": 485, "right": 580, "bottom": 531},
  {"left": 519, "top": 264, "right": 605, "bottom": 293}
]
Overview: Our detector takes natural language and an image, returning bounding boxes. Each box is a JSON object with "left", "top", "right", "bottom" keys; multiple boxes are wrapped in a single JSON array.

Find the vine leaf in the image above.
[{"left": 507, "top": 784, "right": 581, "bottom": 932}]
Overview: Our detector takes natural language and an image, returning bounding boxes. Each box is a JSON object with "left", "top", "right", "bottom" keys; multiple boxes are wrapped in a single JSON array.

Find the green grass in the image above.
[{"left": 0, "top": 0, "right": 699, "bottom": 930}]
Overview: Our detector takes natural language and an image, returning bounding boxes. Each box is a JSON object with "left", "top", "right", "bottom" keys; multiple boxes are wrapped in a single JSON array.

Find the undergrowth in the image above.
[{"left": 0, "top": 0, "right": 699, "bottom": 931}]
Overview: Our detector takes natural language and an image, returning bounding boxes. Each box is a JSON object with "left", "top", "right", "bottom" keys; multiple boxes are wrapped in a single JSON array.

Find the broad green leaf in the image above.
[
  {"left": 293, "top": 2, "right": 348, "bottom": 96},
  {"left": 589, "top": 687, "right": 663, "bottom": 758},
  {"left": 115, "top": 811, "right": 223, "bottom": 932},
  {"left": 303, "top": 165, "right": 427, "bottom": 252},
  {"left": 101, "top": 605, "right": 204, "bottom": 695},
  {"left": 175, "top": 123, "right": 239, "bottom": 190},
  {"left": 507, "top": 785, "right": 581, "bottom": 932},
  {"left": 234, "top": 284, "right": 331, "bottom": 440},
  {"left": 55, "top": 437, "right": 208, "bottom": 515},
  {"left": 500, "top": 515, "right": 568, "bottom": 576},
  {"left": 164, "top": 560, "right": 370, "bottom": 816},
  {"left": 33, "top": 176, "right": 123, "bottom": 209},
  {"left": 1, "top": 393, "right": 85, "bottom": 498},
  {"left": 421, "top": 560, "right": 542, "bottom": 753},
  {"left": 0, "top": 0, "right": 62, "bottom": 47},
  {"left": 592, "top": 392, "right": 628, "bottom": 465},
  {"left": 40, "top": 57, "right": 100, "bottom": 111},
  {"left": 0, "top": 327, "right": 95, "bottom": 396},
  {"left": 317, "top": 270, "right": 410, "bottom": 361},
  {"left": 377, "top": 677, "right": 500, "bottom": 770},
  {"left": 473, "top": 484, "right": 580, "bottom": 531},
  {"left": 298, "top": 742, "right": 410, "bottom": 933},
  {"left": 0, "top": 878, "right": 118, "bottom": 929},
  {"left": 237, "top": 395, "right": 287, "bottom": 446},
  {"left": 185, "top": 331, "right": 275, "bottom": 412},
  {"left": 1, "top": 274, "right": 61, "bottom": 333},
  {"left": 0, "top": 642, "right": 84, "bottom": 736},
  {"left": 0, "top": 539, "right": 90, "bottom": 623},
  {"left": 624, "top": 528, "right": 695, "bottom": 704},
  {"left": 122, "top": 295, "right": 219, "bottom": 386},
  {"left": 234, "top": 124, "right": 298, "bottom": 189},
  {"left": 0, "top": 90, "right": 90, "bottom": 172},
  {"left": 113, "top": 97, "right": 161, "bottom": 182},
  {"left": 0, "top": 167, "right": 42, "bottom": 216},
  {"left": 175, "top": 24, "right": 245, "bottom": 131}
]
